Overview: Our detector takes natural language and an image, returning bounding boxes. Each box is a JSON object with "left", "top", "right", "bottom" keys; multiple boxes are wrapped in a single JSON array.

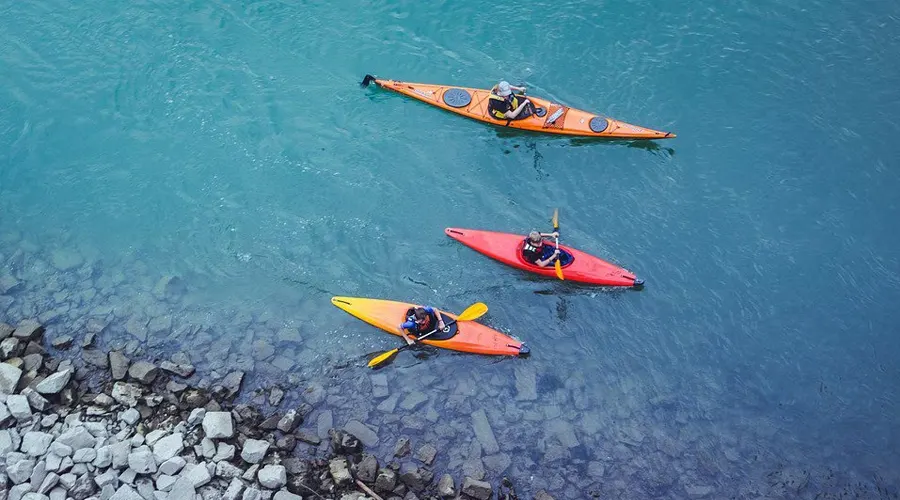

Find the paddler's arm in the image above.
[
  {"left": 505, "top": 98, "right": 532, "bottom": 119},
  {"left": 535, "top": 248, "right": 561, "bottom": 267},
  {"left": 510, "top": 84, "right": 526, "bottom": 94},
  {"left": 398, "top": 320, "right": 417, "bottom": 345}
]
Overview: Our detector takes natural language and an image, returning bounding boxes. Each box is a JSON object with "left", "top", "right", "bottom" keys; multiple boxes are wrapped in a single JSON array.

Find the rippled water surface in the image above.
[{"left": 2, "top": 0, "right": 899, "bottom": 497}]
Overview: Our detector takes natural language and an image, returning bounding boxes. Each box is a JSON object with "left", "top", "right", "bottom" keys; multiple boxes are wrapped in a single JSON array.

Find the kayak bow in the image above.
[{"left": 361, "top": 75, "right": 675, "bottom": 140}]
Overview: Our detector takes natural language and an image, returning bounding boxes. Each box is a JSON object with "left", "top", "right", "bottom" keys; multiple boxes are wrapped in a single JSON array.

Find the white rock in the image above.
[
  {"left": 34, "top": 369, "right": 72, "bottom": 395},
  {"left": 215, "top": 460, "right": 243, "bottom": 479},
  {"left": 187, "top": 408, "right": 205, "bottom": 427},
  {"left": 153, "top": 433, "right": 184, "bottom": 464},
  {"left": 273, "top": 491, "right": 302, "bottom": 500},
  {"left": 109, "top": 484, "right": 145, "bottom": 500},
  {"left": 21, "top": 431, "right": 54, "bottom": 456},
  {"left": 242, "top": 487, "right": 263, "bottom": 500},
  {"left": 158, "top": 456, "right": 186, "bottom": 476},
  {"left": 49, "top": 487, "right": 67, "bottom": 500},
  {"left": 146, "top": 429, "right": 167, "bottom": 446},
  {"left": 201, "top": 411, "right": 233, "bottom": 439},
  {"left": 111, "top": 382, "right": 142, "bottom": 407},
  {"left": 221, "top": 478, "right": 246, "bottom": 500},
  {"left": 0, "top": 401, "right": 12, "bottom": 426},
  {"left": 213, "top": 442, "right": 235, "bottom": 462},
  {"left": 240, "top": 439, "right": 269, "bottom": 464},
  {"left": 200, "top": 437, "right": 215, "bottom": 458},
  {"left": 110, "top": 440, "right": 132, "bottom": 469},
  {"left": 45, "top": 453, "right": 62, "bottom": 472},
  {"left": 93, "top": 445, "right": 112, "bottom": 468},
  {"left": 257, "top": 464, "right": 287, "bottom": 489},
  {"left": 119, "top": 467, "right": 137, "bottom": 484},
  {"left": 6, "top": 394, "right": 32, "bottom": 420},
  {"left": 181, "top": 462, "right": 212, "bottom": 487},
  {"left": 167, "top": 476, "right": 196, "bottom": 500},
  {"left": 7, "top": 452, "right": 36, "bottom": 484},
  {"left": 130, "top": 433, "right": 145, "bottom": 447},
  {"left": 156, "top": 474, "right": 177, "bottom": 492},
  {"left": 49, "top": 442, "right": 72, "bottom": 457},
  {"left": 9, "top": 483, "right": 32, "bottom": 500},
  {"left": 72, "top": 448, "right": 96, "bottom": 463},
  {"left": 94, "top": 469, "right": 119, "bottom": 488},
  {"left": 127, "top": 446, "right": 157, "bottom": 474},
  {"left": 120, "top": 408, "right": 141, "bottom": 425},
  {"left": 0, "top": 362, "right": 23, "bottom": 394},
  {"left": 58, "top": 473, "right": 77, "bottom": 489},
  {"left": 29, "top": 460, "right": 48, "bottom": 490},
  {"left": 55, "top": 426, "right": 95, "bottom": 450},
  {"left": 38, "top": 472, "right": 60, "bottom": 494}
]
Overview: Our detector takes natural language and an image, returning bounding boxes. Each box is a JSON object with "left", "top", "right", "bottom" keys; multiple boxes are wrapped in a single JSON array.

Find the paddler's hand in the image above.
[
  {"left": 438, "top": 320, "right": 445, "bottom": 330},
  {"left": 552, "top": 249, "right": 560, "bottom": 258},
  {"left": 404, "top": 334, "right": 415, "bottom": 346},
  {"left": 551, "top": 231, "right": 559, "bottom": 238}
]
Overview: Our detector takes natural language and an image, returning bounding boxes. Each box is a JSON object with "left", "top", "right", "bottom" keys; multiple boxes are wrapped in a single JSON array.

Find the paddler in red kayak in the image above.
[
  {"left": 399, "top": 307, "right": 446, "bottom": 346},
  {"left": 522, "top": 230, "right": 570, "bottom": 268}
]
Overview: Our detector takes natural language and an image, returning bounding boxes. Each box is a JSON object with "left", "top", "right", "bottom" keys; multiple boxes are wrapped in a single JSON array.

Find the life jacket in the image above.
[
  {"left": 522, "top": 238, "right": 546, "bottom": 259},
  {"left": 489, "top": 93, "right": 519, "bottom": 120},
  {"left": 404, "top": 307, "right": 435, "bottom": 334}
]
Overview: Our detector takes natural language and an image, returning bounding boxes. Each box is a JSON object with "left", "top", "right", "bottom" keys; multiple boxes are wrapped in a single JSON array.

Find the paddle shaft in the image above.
[{"left": 398, "top": 318, "right": 459, "bottom": 353}]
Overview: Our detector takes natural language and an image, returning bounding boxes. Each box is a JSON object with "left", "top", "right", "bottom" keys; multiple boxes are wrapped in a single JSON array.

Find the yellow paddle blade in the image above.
[
  {"left": 456, "top": 302, "right": 488, "bottom": 322},
  {"left": 552, "top": 208, "right": 559, "bottom": 229},
  {"left": 555, "top": 260, "right": 565, "bottom": 281},
  {"left": 368, "top": 348, "right": 399, "bottom": 368}
]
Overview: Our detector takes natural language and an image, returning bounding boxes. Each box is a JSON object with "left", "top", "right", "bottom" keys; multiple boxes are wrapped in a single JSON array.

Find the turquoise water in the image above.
[{"left": 2, "top": 0, "right": 900, "bottom": 497}]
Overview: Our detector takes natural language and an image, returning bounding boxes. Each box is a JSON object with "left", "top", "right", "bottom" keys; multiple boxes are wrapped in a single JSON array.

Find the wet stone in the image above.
[
  {"left": 125, "top": 317, "right": 147, "bottom": 342},
  {"left": 415, "top": 444, "right": 437, "bottom": 466},
  {"left": 394, "top": 436, "right": 411, "bottom": 457},
  {"left": 128, "top": 361, "right": 158, "bottom": 385},
  {"left": 0, "top": 362, "right": 23, "bottom": 394},
  {"left": 470, "top": 409, "right": 500, "bottom": 454},
  {"left": 82, "top": 349, "right": 109, "bottom": 368},
  {"left": 352, "top": 453, "right": 379, "bottom": 483},
  {"left": 344, "top": 419, "right": 379, "bottom": 447},
  {"left": 461, "top": 477, "right": 492, "bottom": 500},
  {"left": 268, "top": 387, "right": 284, "bottom": 406},
  {"left": 109, "top": 351, "right": 130, "bottom": 380},
  {"left": 437, "top": 474, "right": 455, "bottom": 498},
  {"left": 51, "top": 336, "right": 74, "bottom": 350}
]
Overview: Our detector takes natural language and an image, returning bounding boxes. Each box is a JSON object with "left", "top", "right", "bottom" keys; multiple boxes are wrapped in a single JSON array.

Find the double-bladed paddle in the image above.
[{"left": 552, "top": 209, "right": 564, "bottom": 280}]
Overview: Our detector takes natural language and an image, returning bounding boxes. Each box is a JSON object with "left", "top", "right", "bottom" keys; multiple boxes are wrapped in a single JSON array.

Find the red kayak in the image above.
[{"left": 445, "top": 228, "right": 643, "bottom": 287}]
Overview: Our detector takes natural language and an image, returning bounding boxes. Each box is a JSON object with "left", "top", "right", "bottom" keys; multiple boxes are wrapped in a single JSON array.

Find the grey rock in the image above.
[
  {"left": 399, "top": 391, "right": 428, "bottom": 411},
  {"left": 21, "top": 431, "right": 54, "bottom": 456},
  {"left": 344, "top": 419, "right": 378, "bottom": 447},
  {"left": 257, "top": 465, "right": 286, "bottom": 489},
  {"left": 35, "top": 369, "right": 72, "bottom": 394},
  {"left": 222, "top": 478, "right": 246, "bottom": 500},
  {"left": 0, "top": 276, "right": 22, "bottom": 295},
  {"left": 470, "top": 409, "right": 499, "bottom": 454},
  {"left": 242, "top": 464, "right": 260, "bottom": 482},
  {"left": 59, "top": 473, "right": 78, "bottom": 489},
  {"left": 268, "top": 387, "right": 284, "bottom": 406},
  {"left": 160, "top": 361, "right": 194, "bottom": 378},
  {"left": 127, "top": 446, "right": 157, "bottom": 474},
  {"left": 29, "top": 460, "right": 48, "bottom": 490},
  {"left": 0, "top": 362, "right": 23, "bottom": 394},
  {"left": 72, "top": 448, "right": 96, "bottom": 463},
  {"left": 109, "top": 440, "right": 132, "bottom": 469},
  {"left": 374, "top": 467, "right": 396, "bottom": 492},
  {"left": 328, "top": 458, "right": 352, "bottom": 487},
  {"left": 120, "top": 408, "right": 141, "bottom": 425},
  {"left": 202, "top": 411, "right": 233, "bottom": 439},
  {"left": 7, "top": 452, "right": 37, "bottom": 484},
  {"left": 276, "top": 409, "right": 300, "bottom": 433},
  {"left": 461, "top": 477, "right": 492, "bottom": 500},
  {"left": 50, "top": 250, "right": 83, "bottom": 270},
  {"left": 159, "top": 456, "right": 186, "bottom": 476},
  {"left": 81, "top": 349, "right": 109, "bottom": 368},
  {"left": 316, "top": 409, "right": 333, "bottom": 439},
  {"left": 415, "top": 444, "right": 437, "bottom": 466},
  {"left": 135, "top": 478, "right": 155, "bottom": 499},
  {"left": 156, "top": 474, "right": 177, "bottom": 491},
  {"left": 94, "top": 469, "right": 119, "bottom": 489},
  {"left": 39, "top": 472, "right": 60, "bottom": 494},
  {"left": 9, "top": 484, "right": 33, "bottom": 500},
  {"left": 127, "top": 361, "right": 158, "bottom": 385},
  {"left": 56, "top": 426, "right": 96, "bottom": 451},
  {"left": 45, "top": 453, "right": 62, "bottom": 472},
  {"left": 514, "top": 366, "right": 537, "bottom": 400},
  {"left": 533, "top": 491, "right": 555, "bottom": 500},
  {"left": 437, "top": 474, "right": 455, "bottom": 498},
  {"left": 483, "top": 453, "right": 511, "bottom": 475},
  {"left": 50, "top": 336, "right": 73, "bottom": 350},
  {"left": 7, "top": 394, "right": 32, "bottom": 420},
  {"left": 49, "top": 487, "right": 67, "bottom": 500},
  {"left": 125, "top": 317, "right": 147, "bottom": 342},
  {"left": 220, "top": 371, "right": 244, "bottom": 398},
  {"left": 370, "top": 373, "right": 389, "bottom": 398},
  {"left": 111, "top": 382, "right": 142, "bottom": 407},
  {"left": 23, "top": 387, "right": 49, "bottom": 411},
  {"left": 187, "top": 408, "right": 206, "bottom": 427},
  {"left": 109, "top": 351, "right": 130, "bottom": 380},
  {"left": 1, "top": 428, "right": 20, "bottom": 455},
  {"left": 394, "top": 437, "right": 411, "bottom": 457},
  {"left": 399, "top": 464, "right": 432, "bottom": 492},
  {"left": 81, "top": 331, "right": 98, "bottom": 347},
  {"left": 22, "top": 352, "right": 44, "bottom": 371},
  {"left": 1, "top": 336, "right": 21, "bottom": 359},
  {"left": 13, "top": 320, "right": 44, "bottom": 340},
  {"left": 152, "top": 433, "right": 184, "bottom": 464},
  {"left": 242, "top": 487, "right": 263, "bottom": 500},
  {"left": 296, "top": 430, "right": 320, "bottom": 445},
  {"left": 240, "top": 439, "right": 269, "bottom": 464},
  {"left": 69, "top": 474, "right": 98, "bottom": 500},
  {"left": 352, "top": 453, "right": 378, "bottom": 483},
  {"left": 685, "top": 485, "right": 715, "bottom": 498},
  {"left": 199, "top": 437, "right": 216, "bottom": 458}
]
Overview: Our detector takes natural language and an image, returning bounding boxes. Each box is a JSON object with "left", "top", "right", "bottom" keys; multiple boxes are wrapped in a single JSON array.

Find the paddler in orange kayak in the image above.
[
  {"left": 488, "top": 81, "right": 534, "bottom": 121},
  {"left": 398, "top": 306, "right": 446, "bottom": 345}
]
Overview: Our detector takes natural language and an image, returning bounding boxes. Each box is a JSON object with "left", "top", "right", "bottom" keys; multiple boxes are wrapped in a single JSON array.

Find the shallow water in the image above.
[{"left": 2, "top": 0, "right": 900, "bottom": 497}]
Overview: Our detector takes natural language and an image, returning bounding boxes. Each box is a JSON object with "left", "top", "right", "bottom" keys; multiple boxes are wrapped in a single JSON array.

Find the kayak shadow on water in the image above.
[{"left": 492, "top": 127, "right": 676, "bottom": 158}]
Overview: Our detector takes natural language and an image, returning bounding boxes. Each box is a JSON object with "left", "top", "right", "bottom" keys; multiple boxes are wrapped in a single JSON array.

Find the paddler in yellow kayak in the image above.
[
  {"left": 488, "top": 81, "right": 534, "bottom": 121},
  {"left": 398, "top": 306, "right": 446, "bottom": 346}
]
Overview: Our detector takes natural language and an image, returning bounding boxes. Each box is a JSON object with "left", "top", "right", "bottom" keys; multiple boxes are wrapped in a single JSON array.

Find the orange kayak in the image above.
[
  {"left": 361, "top": 75, "right": 675, "bottom": 140},
  {"left": 331, "top": 296, "right": 529, "bottom": 357}
]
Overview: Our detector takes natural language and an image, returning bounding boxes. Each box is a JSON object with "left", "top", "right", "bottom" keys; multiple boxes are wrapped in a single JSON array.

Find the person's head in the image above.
[
  {"left": 413, "top": 307, "right": 430, "bottom": 326},
  {"left": 528, "top": 230, "right": 542, "bottom": 244},
  {"left": 496, "top": 81, "right": 512, "bottom": 97}
]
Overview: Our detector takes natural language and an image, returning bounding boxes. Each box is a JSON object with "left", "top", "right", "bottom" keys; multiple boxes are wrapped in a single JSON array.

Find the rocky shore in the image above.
[{"left": 1, "top": 319, "right": 536, "bottom": 500}]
